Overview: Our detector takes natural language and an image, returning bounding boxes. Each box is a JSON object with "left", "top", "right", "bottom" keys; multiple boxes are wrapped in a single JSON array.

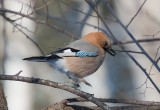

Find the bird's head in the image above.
[{"left": 83, "top": 32, "right": 116, "bottom": 56}]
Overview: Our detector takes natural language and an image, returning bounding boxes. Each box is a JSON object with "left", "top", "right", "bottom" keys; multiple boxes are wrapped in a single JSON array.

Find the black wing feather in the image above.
[{"left": 48, "top": 47, "right": 80, "bottom": 55}]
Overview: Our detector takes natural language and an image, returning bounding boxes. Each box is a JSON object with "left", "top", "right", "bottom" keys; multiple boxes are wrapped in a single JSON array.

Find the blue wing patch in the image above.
[{"left": 76, "top": 51, "right": 98, "bottom": 57}]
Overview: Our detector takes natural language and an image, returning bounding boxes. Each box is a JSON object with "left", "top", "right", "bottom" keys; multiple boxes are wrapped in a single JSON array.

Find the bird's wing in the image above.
[
  {"left": 47, "top": 47, "right": 78, "bottom": 57},
  {"left": 68, "top": 39, "right": 100, "bottom": 52},
  {"left": 47, "top": 47, "right": 98, "bottom": 58}
]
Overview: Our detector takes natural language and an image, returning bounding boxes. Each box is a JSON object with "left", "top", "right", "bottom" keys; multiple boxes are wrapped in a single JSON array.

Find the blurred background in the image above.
[{"left": 0, "top": 0, "right": 160, "bottom": 110}]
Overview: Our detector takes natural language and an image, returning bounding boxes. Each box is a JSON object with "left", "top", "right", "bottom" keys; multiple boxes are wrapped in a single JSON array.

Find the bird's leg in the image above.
[
  {"left": 65, "top": 74, "right": 80, "bottom": 87},
  {"left": 78, "top": 78, "right": 92, "bottom": 87},
  {"left": 66, "top": 73, "right": 92, "bottom": 87}
]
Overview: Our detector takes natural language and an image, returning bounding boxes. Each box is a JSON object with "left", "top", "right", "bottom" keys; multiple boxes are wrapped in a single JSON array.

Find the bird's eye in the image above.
[{"left": 104, "top": 41, "right": 108, "bottom": 46}]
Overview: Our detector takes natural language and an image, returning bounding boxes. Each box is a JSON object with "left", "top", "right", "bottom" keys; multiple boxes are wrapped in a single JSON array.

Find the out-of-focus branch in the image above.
[
  {"left": 0, "top": 74, "right": 110, "bottom": 110},
  {"left": 42, "top": 97, "right": 160, "bottom": 110},
  {"left": 126, "top": 0, "right": 147, "bottom": 28},
  {"left": 78, "top": 0, "right": 101, "bottom": 36},
  {"left": 61, "top": 97, "right": 160, "bottom": 106},
  {"left": 144, "top": 31, "right": 160, "bottom": 38},
  {"left": 114, "top": 49, "right": 143, "bottom": 54},
  {"left": 34, "top": 0, "right": 54, "bottom": 11},
  {"left": 112, "top": 38, "right": 160, "bottom": 45},
  {"left": 61, "top": 0, "right": 117, "bottom": 23},
  {"left": 35, "top": 10, "right": 107, "bottom": 36},
  {"left": 85, "top": 0, "right": 160, "bottom": 95},
  {"left": 1, "top": 0, "right": 7, "bottom": 75},
  {"left": 0, "top": 14, "right": 45, "bottom": 55},
  {"left": 0, "top": 1, "right": 8, "bottom": 109},
  {"left": 42, "top": 0, "right": 49, "bottom": 21},
  {"left": 0, "top": 8, "right": 79, "bottom": 39},
  {"left": 101, "top": 0, "right": 160, "bottom": 72}
]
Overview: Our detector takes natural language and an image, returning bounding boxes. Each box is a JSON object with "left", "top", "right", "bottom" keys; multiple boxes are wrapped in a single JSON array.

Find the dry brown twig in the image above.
[
  {"left": 0, "top": 74, "right": 110, "bottom": 110},
  {"left": 1, "top": 74, "right": 160, "bottom": 110}
]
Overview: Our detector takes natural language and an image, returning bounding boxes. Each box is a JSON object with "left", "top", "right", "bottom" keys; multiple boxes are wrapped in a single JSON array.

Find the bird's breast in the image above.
[{"left": 64, "top": 54, "right": 105, "bottom": 78}]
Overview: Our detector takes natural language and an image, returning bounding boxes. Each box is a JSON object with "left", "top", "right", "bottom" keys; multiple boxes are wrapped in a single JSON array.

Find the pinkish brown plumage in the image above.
[{"left": 23, "top": 32, "right": 116, "bottom": 87}]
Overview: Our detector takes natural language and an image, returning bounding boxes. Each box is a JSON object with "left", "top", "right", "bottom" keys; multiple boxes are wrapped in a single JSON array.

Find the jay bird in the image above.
[{"left": 23, "top": 32, "right": 116, "bottom": 86}]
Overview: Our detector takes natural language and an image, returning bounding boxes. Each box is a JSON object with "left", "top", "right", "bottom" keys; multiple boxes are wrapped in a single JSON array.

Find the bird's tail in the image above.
[{"left": 23, "top": 56, "right": 47, "bottom": 62}]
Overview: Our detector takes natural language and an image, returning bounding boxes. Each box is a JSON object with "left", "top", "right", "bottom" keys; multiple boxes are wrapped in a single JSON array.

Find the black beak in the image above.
[{"left": 106, "top": 48, "right": 116, "bottom": 56}]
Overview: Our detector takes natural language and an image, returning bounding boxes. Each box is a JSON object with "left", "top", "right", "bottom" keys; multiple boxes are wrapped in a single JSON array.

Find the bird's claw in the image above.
[
  {"left": 64, "top": 78, "right": 92, "bottom": 87},
  {"left": 64, "top": 79, "right": 80, "bottom": 87}
]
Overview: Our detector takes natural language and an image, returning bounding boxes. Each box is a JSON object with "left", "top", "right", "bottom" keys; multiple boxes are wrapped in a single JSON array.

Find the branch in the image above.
[
  {"left": 114, "top": 49, "right": 143, "bottom": 54},
  {"left": 78, "top": 0, "right": 101, "bottom": 36},
  {"left": 0, "top": 74, "right": 110, "bottom": 110},
  {"left": 61, "top": 97, "right": 160, "bottom": 106},
  {"left": 42, "top": 97, "right": 160, "bottom": 110},
  {"left": 85, "top": 0, "right": 160, "bottom": 95},
  {"left": 144, "top": 31, "right": 160, "bottom": 38},
  {"left": 126, "top": 0, "right": 147, "bottom": 28},
  {"left": 101, "top": 0, "right": 160, "bottom": 72},
  {"left": 34, "top": 0, "right": 54, "bottom": 11},
  {"left": 0, "top": 8, "right": 79, "bottom": 39},
  {"left": 112, "top": 38, "right": 160, "bottom": 45},
  {"left": 35, "top": 10, "right": 107, "bottom": 35},
  {"left": 125, "top": 50, "right": 160, "bottom": 94},
  {"left": 0, "top": 82, "right": 8, "bottom": 110},
  {"left": 0, "top": 14, "right": 45, "bottom": 55},
  {"left": 61, "top": 0, "right": 117, "bottom": 23}
]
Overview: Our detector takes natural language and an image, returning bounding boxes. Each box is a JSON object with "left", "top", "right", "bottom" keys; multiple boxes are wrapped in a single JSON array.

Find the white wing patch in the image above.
[
  {"left": 56, "top": 49, "right": 76, "bottom": 57},
  {"left": 46, "top": 54, "right": 52, "bottom": 57},
  {"left": 56, "top": 53, "right": 76, "bottom": 57},
  {"left": 63, "top": 49, "right": 72, "bottom": 53},
  {"left": 47, "top": 48, "right": 77, "bottom": 57}
]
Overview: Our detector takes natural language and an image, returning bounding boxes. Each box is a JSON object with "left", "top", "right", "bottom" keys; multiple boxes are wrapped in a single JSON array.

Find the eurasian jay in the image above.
[{"left": 23, "top": 32, "right": 116, "bottom": 86}]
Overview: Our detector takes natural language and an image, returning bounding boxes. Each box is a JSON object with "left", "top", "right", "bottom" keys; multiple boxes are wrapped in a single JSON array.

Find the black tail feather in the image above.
[{"left": 23, "top": 56, "right": 47, "bottom": 62}]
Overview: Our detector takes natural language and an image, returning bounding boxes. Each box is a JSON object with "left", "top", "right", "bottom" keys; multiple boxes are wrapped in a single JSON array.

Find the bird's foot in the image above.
[
  {"left": 65, "top": 74, "right": 92, "bottom": 87},
  {"left": 63, "top": 79, "right": 80, "bottom": 87}
]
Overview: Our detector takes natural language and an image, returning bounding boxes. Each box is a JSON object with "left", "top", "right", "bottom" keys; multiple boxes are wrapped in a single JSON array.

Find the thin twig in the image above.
[
  {"left": 94, "top": 0, "right": 100, "bottom": 32},
  {"left": 126, "top": 0, "right": 147, "bottom": 28},
  {"left": 78, "top": 0, "right": 101, "bottom": 36},
  {"left": 114, "top": 49, "right": 143, "bottom": 54},
  {"left": 0, "top": 8, "right": 79, "bottom": 39},
  {"left": 61, "top": 0, "right": 117, "bottom": 23},
  {"left": 125, "top": 49, "right": 160, "bottom": 94},
  {"left": 42, "top": 0, "right": 49, "bottom": 22},
  {"left": 112, "top": 38, "right": 160, "bottom": 45},
  {"left": 144, "top": 31, "right": 160, "bottom": 38},
  {"left": 34, "top": 0, "right": 54, "bottom": 11},
  {"left": 10, "top": 21, "right": 45, "bottom": 55},
  {"left": 149, "top": 46, "right": 160, "bottom": 75},
  {"left": 1, "top": 12, "right": 44, "bottom": 55},
  {"left": 156, "top": 57, "right": 160, "bottom": 64},
  {"left": 15, "top": 70, "right": 23, "bottom": 76},
  {"left": 35, "top": 10, "right": 107, "bottom": 36},
  {"left": 85, "top": 0, "right": 114, "bottom": 37},
  {"left": 1, "top": 0, "right": 7, "bottom": 75}
]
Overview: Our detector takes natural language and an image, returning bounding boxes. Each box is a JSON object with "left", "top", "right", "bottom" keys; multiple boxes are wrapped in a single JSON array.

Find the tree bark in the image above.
[{"left": 0, "top": 82, "right": 8, "bottom": 110}]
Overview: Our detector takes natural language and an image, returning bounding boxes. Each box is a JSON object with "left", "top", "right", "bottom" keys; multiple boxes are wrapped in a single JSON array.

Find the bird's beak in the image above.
[{"left": 106, "top": 47, "right": 116, "bottom": 56}]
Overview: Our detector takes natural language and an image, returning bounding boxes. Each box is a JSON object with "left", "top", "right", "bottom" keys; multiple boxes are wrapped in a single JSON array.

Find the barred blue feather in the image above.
[{"left": 76, "top": 51, "right": 98, "bottom": 57}]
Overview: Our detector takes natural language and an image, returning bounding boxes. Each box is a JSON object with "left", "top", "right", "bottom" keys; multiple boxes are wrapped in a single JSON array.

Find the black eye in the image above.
[{"left": 104, "top": 41, "right": 108, "bottom": 46}]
